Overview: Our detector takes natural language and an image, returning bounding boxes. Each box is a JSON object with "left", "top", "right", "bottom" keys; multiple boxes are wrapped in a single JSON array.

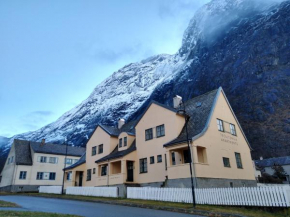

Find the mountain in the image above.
[
  {"left": 0, "top": 136, "right": 9, "bottom": 172},
  {"left": 2, "top": 0, "right": 290, "bottom": 163}
]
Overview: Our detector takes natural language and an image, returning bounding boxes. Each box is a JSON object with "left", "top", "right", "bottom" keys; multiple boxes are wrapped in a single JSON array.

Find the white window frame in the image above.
[
  {"left": 217, "top": 119, "right": 224, "bottom": 132},
  {"left": 230, "top": 124, "right": 237, "bottom": 136}
]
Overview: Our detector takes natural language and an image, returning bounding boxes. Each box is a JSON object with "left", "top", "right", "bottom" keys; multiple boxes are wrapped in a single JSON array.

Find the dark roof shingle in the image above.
[
  {"left": 255, "top": 156, "right": 290, "bottom": 167},
  {"left": 99, "top": 120, "right": 137, "bottom": 137},
  {"left": 95, "top": 140, "right": 136, "bottom": 163},
  {"left": 164, "top": 89, "right": 219, "bottom": 147}
]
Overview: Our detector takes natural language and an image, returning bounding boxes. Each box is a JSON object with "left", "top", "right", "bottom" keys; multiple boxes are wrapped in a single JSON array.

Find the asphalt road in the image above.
[{"left": 0, "top": 196, "right": 202, "bottom": 217}]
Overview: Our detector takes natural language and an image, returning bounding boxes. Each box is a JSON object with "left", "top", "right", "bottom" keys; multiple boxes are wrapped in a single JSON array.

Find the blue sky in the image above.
[{"left": 0, "top": 0, "right": 209, "bottom": 138}]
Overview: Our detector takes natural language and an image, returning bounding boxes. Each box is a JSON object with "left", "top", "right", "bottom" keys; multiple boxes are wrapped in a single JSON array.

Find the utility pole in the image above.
[
  {"left": 179, "top": 101, "right": 196, "bottom": 208},
  {"left": 61, "top": 138, "right": 68, "bottom": 195}
]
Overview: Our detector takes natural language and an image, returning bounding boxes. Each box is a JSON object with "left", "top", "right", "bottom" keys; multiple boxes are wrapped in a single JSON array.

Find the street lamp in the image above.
[
  {"left": 178, "top": 100, "right": 196, "bottom": 208},
  {"left": 61, "top": 138, "right": 68, "bottom": 195}
]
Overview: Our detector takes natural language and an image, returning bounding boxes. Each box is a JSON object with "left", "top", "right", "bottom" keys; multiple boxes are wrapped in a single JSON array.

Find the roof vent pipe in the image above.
[
  {"left": 118, "top": 118, "right": 125, "bottom": 129},
  {"left": 173, "top": 95, "right": 182, "bottom": 109},
  {"left": 260, "top": 156, "right": 263, "bottom": 160}
]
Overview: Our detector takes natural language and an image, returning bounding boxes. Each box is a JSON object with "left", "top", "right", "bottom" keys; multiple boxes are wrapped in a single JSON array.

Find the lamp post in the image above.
[
  {"left": 178, "top": 100, "right": 196, "bottom": 208},
  {"left": 61, "top": 138, "right": 68, "bottom": 195}
]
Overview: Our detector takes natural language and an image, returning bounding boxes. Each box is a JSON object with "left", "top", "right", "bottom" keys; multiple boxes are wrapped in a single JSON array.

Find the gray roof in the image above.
[
  {"left": 164, "top": 89, "right": 219, "bottom": 147},
  {"left": 99, "top": 120, "right": 138, "bottom": 137},
  {"left": 255, "top": 156, "right": 290, "bottom": 168},
  {"left": 13, "top": 139, "right": 85, "bottom": 166},
  {"left": 30, "top": 141, "right": 85, "bottom": 157},
  {"left": 64, "top": 152, "right": 86, "bottom": 170},
  {"left": 14, "top": 139, "right": 32, "bottom": 165},
  {"left": 95, "top": 140, "right": 136, "bottom": 163}
]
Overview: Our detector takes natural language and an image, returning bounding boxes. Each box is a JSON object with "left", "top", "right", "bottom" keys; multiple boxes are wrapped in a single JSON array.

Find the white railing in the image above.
[
  {"left": 127, "top": 186, "right": 290, "bottom": 207},
  {"left": 66, "top": 187, "right": 118, "bottom": 198},
  {"left": 39, "top": 186, "right": 62, "bottom": 194}
]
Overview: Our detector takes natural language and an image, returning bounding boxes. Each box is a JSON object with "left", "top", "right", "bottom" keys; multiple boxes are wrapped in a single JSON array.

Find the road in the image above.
[{"left": 0, "top": 196, "right": 202, "bottom": 217}]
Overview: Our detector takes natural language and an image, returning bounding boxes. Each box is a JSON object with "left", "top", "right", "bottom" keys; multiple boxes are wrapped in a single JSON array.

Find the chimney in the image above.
[
  {"left": 260, "top": 156, "right": 263, "bottom": 160},
  {"left": 41, "top": 139, "right": 45, "bottom": 146},
  {"left": 118, "top": 118, "right": 125, "bottom": 129},
  {"left": 173, "top": 95, "right": 182, "bottom": 109}
]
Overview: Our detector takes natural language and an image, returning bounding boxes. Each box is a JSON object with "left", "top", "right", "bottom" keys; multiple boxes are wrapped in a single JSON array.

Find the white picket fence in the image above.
[
  {"left": 66, "top": 187, "right": 118, "bottom": 198},
  {"left": 39, "top": 186, "right": 62, "bottom": 194},
  {"left": 127, "top": 186, "right": 290, "bottom": 207}
]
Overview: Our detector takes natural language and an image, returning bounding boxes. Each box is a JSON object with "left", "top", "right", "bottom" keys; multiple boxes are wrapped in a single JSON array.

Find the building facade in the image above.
[
  {"left": 0, "top": 139, "right": 85, "bottom": 192},
  {"left": 64, "top": 87, "right": 257, "bottom": 195}
]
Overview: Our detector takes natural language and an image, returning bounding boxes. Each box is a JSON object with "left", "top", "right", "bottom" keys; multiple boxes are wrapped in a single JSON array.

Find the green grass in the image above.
[
  {"left": 0, "top": 200, "right": 19, "bottom": 207},
  {"left": 1, "top": 192, "right": 290, "bottom": 217},
  {"left": 0, "top": 211, "right": 80, "bottom": 217}
]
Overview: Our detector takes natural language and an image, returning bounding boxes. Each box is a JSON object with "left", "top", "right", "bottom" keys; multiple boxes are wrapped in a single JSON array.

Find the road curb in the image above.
[{"left": 7, "top": 194, "right": 246, "bottom": 217}]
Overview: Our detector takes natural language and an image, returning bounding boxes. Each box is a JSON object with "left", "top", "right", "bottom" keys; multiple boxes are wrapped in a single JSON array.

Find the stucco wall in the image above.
[{"left": 135, "top": 103, "right": 185, "bottom": 184}]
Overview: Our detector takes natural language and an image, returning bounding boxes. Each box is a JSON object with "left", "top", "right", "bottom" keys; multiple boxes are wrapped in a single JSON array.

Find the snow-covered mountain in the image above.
[{"left": 2, "top": 0, "right": 289, "bottom": 161}]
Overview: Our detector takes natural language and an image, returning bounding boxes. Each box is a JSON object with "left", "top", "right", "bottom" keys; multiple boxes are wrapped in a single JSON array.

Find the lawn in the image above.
[
  {"left": 0, "top": 211, "right": 80, "bottom": 217},
  {"left": 0, "top": 200, "right": 19, "bottom": 207},
  {"left": 1, "top": 192, "right": 290, "bottom": 217}
]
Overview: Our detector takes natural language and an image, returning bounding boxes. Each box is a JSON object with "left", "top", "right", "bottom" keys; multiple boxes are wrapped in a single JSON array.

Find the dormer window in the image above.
[
  {"left": 124, "top": 137, "right": 127, "bottom": 147},
  {"left": 119, "top": 138, "right": 123, "bottom": 148}
]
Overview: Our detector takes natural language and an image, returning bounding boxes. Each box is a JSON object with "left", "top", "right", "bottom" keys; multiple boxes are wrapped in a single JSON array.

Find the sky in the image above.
[{"left": 0, "top": 0, "right": 210, "bottom": 138}]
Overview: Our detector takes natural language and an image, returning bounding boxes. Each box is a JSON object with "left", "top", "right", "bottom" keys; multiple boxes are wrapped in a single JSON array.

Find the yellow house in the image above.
[
  {"left": 64, "top": 87, "right": 256, "bottom": 193},
  {"left": 0, "top": 139, "right": 85, "bottom": 192}
]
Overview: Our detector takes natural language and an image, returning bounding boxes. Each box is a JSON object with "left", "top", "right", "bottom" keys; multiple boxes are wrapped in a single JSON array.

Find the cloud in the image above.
[
  {"left": 93, "top": 43, "right": 154, "bottom": 64},
  {"left": 21, "top": 110, "right": 54, "bottom": 125}
]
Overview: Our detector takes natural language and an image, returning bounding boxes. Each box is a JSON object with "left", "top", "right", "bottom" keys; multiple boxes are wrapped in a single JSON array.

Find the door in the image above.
[
  {"left": 127, "top": 161, "right": 134, "bottom": 182},
  {"left": 79, "top": 172, "right": 83, "bottom": 187}
]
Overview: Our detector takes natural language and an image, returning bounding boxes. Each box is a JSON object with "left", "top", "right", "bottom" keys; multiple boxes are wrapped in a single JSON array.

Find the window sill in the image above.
[
  {"left": 139, "top": 172, "right": 148, "bottom": 174},
  {"left": 156, "top": 135, "right": 165, "bottom": 138}
]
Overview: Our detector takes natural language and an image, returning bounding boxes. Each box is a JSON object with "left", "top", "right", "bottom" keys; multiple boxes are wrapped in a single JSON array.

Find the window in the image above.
[
  {"left": 139, "top": 158, "right": 147, "bottom": 173},
  {"left": 93, "top": 168, "right": 96, "bottom": 174},
  {"left": 19, "top": 171, "right": 27, "bottom": 180},
  {"left": 101, "top": 165, "right": 107, "bottom": 176},
  {"left": 7, "top": 158, "right": 10, "bottom": 164},
  {"left": 150, "top": 156, "right": 154, "bottom": 164},
  {"left": 230, "top": 124, "right": 237, "bottom": 136},
  {"left": 157, "top": 155, "right": 162, "bottom": 163},
  {"left": 40, "top": 156, "right": 47, "bottom": 163},
  {"left": 92, "top": 146, "right": 97, "bottom": 156},
  {"left": 124, "top": 137, "right": 127, "bottom": 147},
  {"left": 37, "top": 172, "right": 43, "bottom": 180},
  {"left": 49, "top": 172, "right": 56, "bottom": 180},
  {"left": 87, "top": 169, "right": 91, "bottom": 181},
  {"left": 0, "top": 176, "right": 2, "bottom": 183},
  {"left": 65, "top": 158, "right": 73, "bottom": 165},
  {"left": 99, "top": 144, "right": 103, "bottom": 154},
  {"left": 223, "top": 157, "right": 231, "bottom": 167},
  {"left": 145, "top": 128, "right": 153, "bottom": 141},
  {"left": 235, "top": 152, "right": 243, "bottom": 169},
  {"left": 217, "top": 119, "right": 224, "bottom": 132},
  {"left": 49, "top": 157, "right": 58, "bottom": 164},
  {"left": 10, "top": 156, "right": 14, "bottom": 163},
  {"left": 66, "top": 172, "right": 72, "bottom": 180},
  {"left": 119, "top": 138, "right": 123, "bottom": 148},
  {"left": 171, "top": 152, "right": 176, "bottom": 165},
  {"left": 230, "top": 182, "right": 234, "bottom": 188},
  {"left": 156, "top": 124, "right": 165, "bottom": 138}
]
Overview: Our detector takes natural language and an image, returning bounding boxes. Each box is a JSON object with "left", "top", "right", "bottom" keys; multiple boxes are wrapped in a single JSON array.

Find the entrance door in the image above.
[
  {"left": 127, "top": 161, "right": 134, "bottom": 182},
  {"left": 79, "top": 172, "right": 83, "bottom": 186}
]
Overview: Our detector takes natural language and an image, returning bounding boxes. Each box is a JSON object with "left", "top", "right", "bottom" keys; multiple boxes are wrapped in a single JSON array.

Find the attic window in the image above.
[{"left": 196, "top": 102, "right": 202, "bottom": 107}]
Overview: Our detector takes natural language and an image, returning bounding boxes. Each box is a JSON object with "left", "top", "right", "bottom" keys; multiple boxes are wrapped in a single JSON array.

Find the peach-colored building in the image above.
[{"left": 64, "top": 87, "right": 256, "bottom": 195}]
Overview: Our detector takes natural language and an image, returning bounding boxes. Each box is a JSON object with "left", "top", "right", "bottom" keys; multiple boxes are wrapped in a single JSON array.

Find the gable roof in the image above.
[
  {"left": 14, "top": 139, "right": 32, "bottom": 165},
  {"left": 164, "top": 88, "right": 219, "bottom": 147},
  {"left": 95, "top": 140, "right": 136, "bottom": 163},
  {"left": 255, "top": 156, "right": 290, "bottom": 168},
  {"left": 30, "top": 141, "right": 85, "bottom": 157},
  {"left": 64, "top": 152, "right": 86, "bottom": 170},
  {"left": 99, "top": 120, "right": 137, "bottom": 137},
  {"left": 164, "top": 87, "right": 251, "bottom": 149}
]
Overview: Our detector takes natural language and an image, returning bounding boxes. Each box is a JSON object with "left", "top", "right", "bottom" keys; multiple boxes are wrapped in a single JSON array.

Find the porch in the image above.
[
  {"left": 64, "top": 170, "right": 84, "bottom": 188},
  {"left": 96, "top": 160, "right": 135, "bottom": 186}
]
